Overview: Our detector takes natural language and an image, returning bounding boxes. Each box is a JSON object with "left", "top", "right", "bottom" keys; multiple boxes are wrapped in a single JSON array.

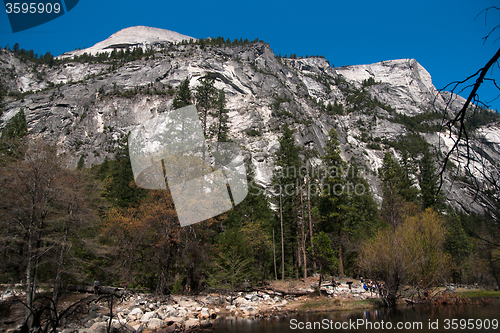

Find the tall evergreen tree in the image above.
[
  {"left": 319, "top": 128, "right": 350, "bottom": 276},
  {"left": 379, "top": 152, "right": 418, "bottom": 228},
  {"left": 399, "top": 150, "right": 419, "bottom": 202},
  {"left": 342, "top": 159, "right": 383, "bottom": 275},
  {"left": 195, "top": 74, "right": 217, "bottom": 136},
  {"left": 2, "top": 108, "right": 27, "bottom": 140},
  {"left": 98, "top": 134, "right": 145, "bottom": 207},
  {"left": 172, "top": 77, "right": 192, "bottom": 109},
  {"left": 419, "top": 147, "right": 445, "bottom": 210},
  {"left": 272, "top": 123, "right": 301, "bottom": 279},
  {"left": 209, "top": 89, "right": 230, "bottom": 146}
]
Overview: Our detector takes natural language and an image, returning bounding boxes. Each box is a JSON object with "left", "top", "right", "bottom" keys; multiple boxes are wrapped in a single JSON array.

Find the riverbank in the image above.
[{"left": 1, "top": 280, "right": 498, "bottom": 333}]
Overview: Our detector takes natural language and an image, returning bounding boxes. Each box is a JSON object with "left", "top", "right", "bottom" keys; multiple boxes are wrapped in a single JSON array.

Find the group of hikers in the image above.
[{"left": 360, "top": 277, "right": 383, "bottom": 296}]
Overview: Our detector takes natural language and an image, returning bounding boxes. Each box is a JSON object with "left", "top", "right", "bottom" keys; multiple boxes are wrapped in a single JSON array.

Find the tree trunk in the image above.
[
  {"left": 53, "top": 227, "right": 68, "bottom": 306},
  {"left": 300, "top": 185, "right": 307, "bottom": 285},
  {"left": 273, "top": 229, "right": 278, "bottom": 281},
  {"left": 338, "top": 242, "right": 344, "bottom": 277},
  {"left": 25, "top": 243, "right": 34, "bottom": 326},
  {"left": 318, "top": 269, "right": 323, "bottom": 298},
  {"left": 487, "top": 247, "right": 500, "bottom": 289},
  {"left": 296, "top": 226, "right": 300, "bottom": 280},
  {"left": 280, "top": 193, "right": 285, "bottom": 280},
  {"left": 307, "top": 180, "right": 316, "bottom": 273},
  {"left": 67, "top": 285, "right": 129, "bottom": 296}
]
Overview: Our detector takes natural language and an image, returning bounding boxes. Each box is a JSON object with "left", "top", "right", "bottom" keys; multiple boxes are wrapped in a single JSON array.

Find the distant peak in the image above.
[
  {"left": 107, "top": 26, "right": 196, "bottom": 43},
  {"left": 58, "top": 26, "right": 196, "bottom": 58}
]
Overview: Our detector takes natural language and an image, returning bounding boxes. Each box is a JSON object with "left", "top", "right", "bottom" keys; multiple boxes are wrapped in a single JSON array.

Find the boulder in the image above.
[
  {"left": 87, "top": 322, "right": 107, "bottom": 333},
  {"left": 184, "top": 318, "right": 200, "bottom": 330},
  {"left": 147, "top": 318, "right": 164, "bottom": 330},
  {"left": 177, "top": 307, "right": 188, "bottom": 318},
  {"left": 250, "top": 295, "right": 261, "bottom": 302},
  {"left": 242, "top": 307, "right": 258, "bottom": 317},
  {"left": 127, "top": 308, "right": 144, "bottom": 321},
  {"left": 199, "top": 308, "right": 210, "bottom": 319},
  {"left": 140, "top": 311, "right": 157, "bottom": 323}
]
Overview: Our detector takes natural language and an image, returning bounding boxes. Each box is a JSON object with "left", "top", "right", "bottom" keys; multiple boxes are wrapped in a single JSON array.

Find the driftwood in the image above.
[
  {"left": 252, "top": 286, "right": 313, "bottom": 296},
  {"left": 405, "top": 298, "right": 418, "bottom": 305},
  {"left": 66, "top": 285, "right": 129, "bottom": 297}
]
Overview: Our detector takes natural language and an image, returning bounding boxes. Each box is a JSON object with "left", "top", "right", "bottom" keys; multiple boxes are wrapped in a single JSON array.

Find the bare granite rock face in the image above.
[{"left": 1, "top": 26, "right": 498, "bottom": 213}]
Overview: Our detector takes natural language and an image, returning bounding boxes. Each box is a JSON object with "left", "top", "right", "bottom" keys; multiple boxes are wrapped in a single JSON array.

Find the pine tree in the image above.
[
  {"left": 379, "top": 152, "right": 418, "bottom": 228},
  {"left": 2, "top": 108, "right": 27, "bottom": 140},
  {"left": 195, "top": 74, "right": 217, "bottom": 136},
  {"left": 319, "top": 128, "right": 349, "bottom": 276},
  {"left": 172, "top": 77, "right": 192, "bottom": 109},
  {"left": 272, "top": 123, "right": 301, "bottom": 279},
  {"left": 309, "top": 232, "right": 338, "bottom": 296},
  {"left": 399, "top": 150, "right": 418, "bottom": 202},
  {"left": 419, "top": 148, "right": 445, "bottom": 210},
  {"left": 342, "top": 159, "right": 383, "bottom": 275},
  {"left": 209, "top": 89, "right": 230, "bottom": 146},
  {"left": 98, "top": 134, "right": 145, "bottom": 207}
]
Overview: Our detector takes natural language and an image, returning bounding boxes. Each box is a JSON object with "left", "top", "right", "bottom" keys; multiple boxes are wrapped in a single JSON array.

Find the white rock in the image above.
[
  {"left": 148, "top": 318, "right": 164, "bottom": 330},
  {"left": 127, "top": 308, "right": 143, "bottom": 321},
  {"left": 140, "top": 311, "right": 157, "bottom": 323},
  {"left": 184, "top": 318, "right": 200, "bottom": 330}
]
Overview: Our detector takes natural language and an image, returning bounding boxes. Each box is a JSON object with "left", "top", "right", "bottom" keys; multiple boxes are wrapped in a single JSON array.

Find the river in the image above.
[{"left": 207, "top": 301, "right": 500, "bottom": 332}]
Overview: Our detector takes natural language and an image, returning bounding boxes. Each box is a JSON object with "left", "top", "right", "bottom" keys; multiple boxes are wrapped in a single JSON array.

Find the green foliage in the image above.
[
  {"left": 172, "top": 77, "right": 192, "bottom": 109},
  {"left": 208, "top": 246, "right": 253, "bottom": 291},
  {"left": 246, "top": 129, "right": 261, "bottom": 136},
  {"left": 217, "top": 165, "right": 274, "bottom": 282},
  {"left": 209, "top": 89, "right": 230, "bottom": 142},
  {"left": 2, "top": 109, "right": 27, "bottom": 140},
  {"left": 466, "top": 106, "right": 500, "bottom": 130},
  {"left": 366, "top": 142, "right": 382, "bottom": 150},
  {"left": 271, "top": 96, "right": 292, "bottom": 112},
  {"left": 319, "top": 130, "right": 383, "bottom": 276},
  {"left": 343, "top": 87, "right": 394, "bottom": 114},
  {"left": 309, "top": 231, "right": 338, "bottom": 275},
  {"left": 379, "top": 151, "right": 418, "bottom": 227},
  {"left": 443, "top": 213, "right": 473, "bottom": 283},
  {"left": 418, "top": 147, "right": 445, "bottom": 210},
  {"left": 7, "top": 43, "right": 55, "bottom": 66},
  {"left": 362, "top": 77, "right": 378, "bottom": 87},
  {"left": 326, "top": 101, "right": 343, "bottom": 115},
  {"left": 178, "top": 36, "right": 263, "bottom": 48},
  {"left": 76, "top": 155, "right": 85, "bottom": 169},
  {"left": 393, "top": 112, "right": 443, "bottom": 133},
  {"left": 94, "top": 134, "right": 146, "bottom": 207},
  {"left": 195, "top": 74, "right": 218, "bottom": 135},
  {"left": 360, "top": 209, "right": 449, "bottom": 305},
  {"left": 386, "top": 133, "right": 430, "bottom": 157},
  {"left": 272, "top": 123, "right": 302, "bottom": 278}
]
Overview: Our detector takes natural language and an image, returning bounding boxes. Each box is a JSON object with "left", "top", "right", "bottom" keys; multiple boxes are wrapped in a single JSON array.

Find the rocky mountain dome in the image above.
[{"left": 58, "top": 26, "right": 196, "bottom": 59}]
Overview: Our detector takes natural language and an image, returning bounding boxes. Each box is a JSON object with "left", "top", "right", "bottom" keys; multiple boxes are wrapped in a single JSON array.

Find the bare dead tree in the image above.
[
  {"left": 436, "top": 7, "right": 500, "bottom": 288},
  {"left": 437, "top": 7, "right": 500, "bottom": 193}
]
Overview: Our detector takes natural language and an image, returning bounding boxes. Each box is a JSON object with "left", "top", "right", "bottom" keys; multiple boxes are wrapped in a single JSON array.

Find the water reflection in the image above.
[{"left": 209, "top": 301, "right": 500, "bottom": 332}]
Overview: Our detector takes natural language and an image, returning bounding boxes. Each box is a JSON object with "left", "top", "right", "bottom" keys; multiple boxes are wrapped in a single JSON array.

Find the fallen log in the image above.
[
  {"left": 252, "top": 286, "right": 313, "bottom": 296},
  {"left": 67, "top": 285, "right": 128, "bottom": 297}
]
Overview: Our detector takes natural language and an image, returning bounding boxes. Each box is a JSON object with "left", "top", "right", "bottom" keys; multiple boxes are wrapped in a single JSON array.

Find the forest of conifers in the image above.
[{"left": 0, "top": 74, "right": 499, "bottom": 311}]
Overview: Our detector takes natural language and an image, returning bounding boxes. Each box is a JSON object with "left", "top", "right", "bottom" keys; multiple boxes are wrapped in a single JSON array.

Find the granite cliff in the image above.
[{"left": 1, "top": 26, "right": 499, "bottom": 212}]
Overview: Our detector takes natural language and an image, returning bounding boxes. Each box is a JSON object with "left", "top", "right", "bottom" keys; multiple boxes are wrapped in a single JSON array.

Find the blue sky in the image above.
[{"left": 1, "top": 0, "right": 500, "bottom": 111}]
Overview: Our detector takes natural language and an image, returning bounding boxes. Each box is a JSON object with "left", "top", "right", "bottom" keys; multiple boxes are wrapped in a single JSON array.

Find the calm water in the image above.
[{"left": 207, "top": 301, "right": 500, "bottom": 332}]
